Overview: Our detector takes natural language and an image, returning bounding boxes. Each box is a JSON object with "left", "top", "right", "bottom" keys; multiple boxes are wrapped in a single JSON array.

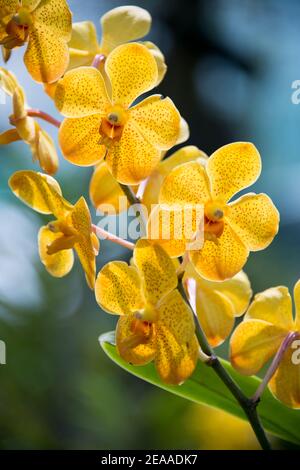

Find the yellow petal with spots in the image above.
[
  {"left": 147, "top": 203, "right": 202, "bottom": 258},
  {"left": 105, "top": 42, "right": 158, "bottom": 108},
  {"left": 155, "top": 326, "right": 198, "bottom": 385},
  {"left": 59, "top": 115, "right": 106, "bottom": 166},
  {"left": 269, "top": 346, "right": 300, "bottom": 409},
  {"left": 89, "top": 162, "right": 127, "bottom": 214},
  {"left": 22, "top": 0, "right": 41, "bottom": 11},
  {"left": 143, "top": 41, "right": 167, "bottom": 86},
  {"left": 245, "top": 286, "right": 294, "bottom": 331},
  {"left": 31, "top": 0, "right": 71, "bottom": 39},
  {"left": 189, "top": 223, "right": 249, "bottom": 281},
  {"left": 70, "top": 197, "right": 96, "bottom": 289},
  {"left": 207, "top": 142, "right": 261, "bottom": 202},
  {"left": 227, "top": 193, "right": 279, "bottom": 251},
  {"left": 55, "top": 67, "right": 109, "bottom": 117},
  {"left": 116, "top": 314, "right": 156, "bottom": 366},
  {"left": 24, "top": 26, "right": 69, "bottom": 83},
  {"left": 9, "top": 170, "right": 72, "bottom": 217},
  {"left": 159, "top": 146, "right": 207, "bottom": 177},
  {"left": 133, "top": 239, "right": 177, "bottom": 306},
  {"left": 294, "top": 280, "right": 300, "bottom": 330},
  {"left": 95, "top": 261, "right": 144, "bottom": 315},
  {"left": 158, "top": 290, "right": 195, "bottom": 343},
  {"left": 25, "top": 0, "right": 72, "bottom": 83},
  {"left": 0, "top": 1, "right": 18, "bottom": 18},
  {"left": 230, "top": 319, "right": 287, "bottom": 375},
  {"left": 68, "top": 21, "right": 99, "bottom": 70},
  {"left": 159, "top": 161, "right": 211, "bottom": 205},
  {"left": 184, "top": 265, "right": 252, "bottom": 346},
  {"left": 100, "top": 6, "right": 151, "bottom": 56},
  {"left": 142, "top": 146, "right": 206, "bottom": 210},
  {"left": 38, "top": 225, "right": 74, "bottom": 277},
  {"left": 105, "top": 120, "right": 161, "bottom": 185},
  {"left": 130, "top": 95, "right": 181, "bottom": 150}
]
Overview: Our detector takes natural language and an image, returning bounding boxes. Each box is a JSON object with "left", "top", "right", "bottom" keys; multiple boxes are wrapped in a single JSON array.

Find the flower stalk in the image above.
[{"left": 179, "top": 276, "right": 272, "bottom": 451}]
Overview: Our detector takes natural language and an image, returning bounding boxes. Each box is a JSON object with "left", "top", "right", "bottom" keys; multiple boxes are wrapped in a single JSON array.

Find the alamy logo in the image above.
[
  {"left": 0, "top": 340, "right": 6, "bottom": 365},
  {"left": 291, "top": 339, "right": 300, "bottom": 365}
]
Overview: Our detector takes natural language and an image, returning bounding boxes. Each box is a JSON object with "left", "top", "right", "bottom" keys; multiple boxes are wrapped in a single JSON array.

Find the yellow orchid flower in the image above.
[
  {"left": 0, "top": 0, "right": 72, "bottom": 83},
  {"left": 0, "top": 67, "right": 58, "bottom": 174},
  {"left": 95, "top": 239, "right": 198, "bottom": 385},
  {"left": 183, "top": 262, "right": 252, "bottom": 347},
  {"left": 67, "top": 6, "right": 166, "bottom": 85},
  {"left": 9, "top": 170, "right": 98, "bottom": 288},
  {"left": 230, "top": 280, "right": 300, "bottom": 409},
  {"left": 89, "top": 145, "right": 202, "bottom": 215},
  {"left": 148, "top": 142, "right": 280, "bottom": 281},
  {"left": 55, "top": 42, "right": 182, "bottom": 185}
]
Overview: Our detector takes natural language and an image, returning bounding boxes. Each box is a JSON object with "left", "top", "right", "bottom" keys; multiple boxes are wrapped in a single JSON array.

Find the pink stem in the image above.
[
  {"left": 92, "top": 54, "right": 106, "bottom": 69},
  {"left": 136, "top": 177, "right": 149, "bottom": 200},
  {"left": 27, "top": 109, "right": 61, "bottom": 128},
  {"left": 92, "top": 224, "right": 134, "bottom": 250},
  {"left": 252, "top": 331, "right": 300, "bottom": 403}
]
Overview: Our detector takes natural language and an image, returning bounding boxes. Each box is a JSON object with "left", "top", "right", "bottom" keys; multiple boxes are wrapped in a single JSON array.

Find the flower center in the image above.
[
  {"left": 99, "top": 105, "right": 128, "bottom": 146},
  {"left": 204, "top": 200, "right": 227, "bottom": 240},
  {"left": 135, "top": 303, "right": 159, "bottom": 323}
]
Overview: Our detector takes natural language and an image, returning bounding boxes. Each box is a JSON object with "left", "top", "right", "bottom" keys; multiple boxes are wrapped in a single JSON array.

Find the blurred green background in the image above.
[{"left": 1, "top": 0, "right": 300, "bottom": 450}]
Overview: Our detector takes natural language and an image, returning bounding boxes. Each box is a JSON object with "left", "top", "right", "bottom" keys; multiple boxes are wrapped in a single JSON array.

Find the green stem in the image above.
[
  {"left": 178, "top": 279, "right": 272, "bottom": 451},
  {"left": 119, "top": 183, "right": 147, "bottom": 236}
]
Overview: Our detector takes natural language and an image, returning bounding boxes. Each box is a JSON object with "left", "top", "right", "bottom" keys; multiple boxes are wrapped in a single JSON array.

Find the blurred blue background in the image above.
[{"left": 0, "top": 0, "right": 300, "bottom": 449}]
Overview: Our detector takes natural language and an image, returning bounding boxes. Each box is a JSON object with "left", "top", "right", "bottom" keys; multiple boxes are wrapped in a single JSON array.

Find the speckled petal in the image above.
[
  {"left": 55, "top": 67, "right": 109, "bottom": 117},
  {"left": 130, "top": 95, "right": 181, "bottom": 150},
  {"left": 89, "top": 162, "right": 127, "bottom": 214},
  {"left": 0, "top": 1, "right": 18, "bottom": 18},
  {"left": 227, "top": 193, "right": 279, "bottom": 251},
  {"left": 207, "top": 142, "right": 261, "bottom": 202},
  {"left": 189, "top": 223, "right": 249, "bottom": 281},
  {"left": 245, "top": 286, "right": 294, "bottom": 331},
  {"left": 155, "top": 326, "right": 198, "bottom": 385},
  {"left": 105, "top": 42, "right": 158, "bottom": 108},
  {"left": 38, "top": 225, "right": 74, "bottom": 277},
  {"left": 158, "top": 290, "right": 195, "bottom": 343},
  {"left": 116, "top": 314, "right": 156, "bottom": 365},
  {"left": 143, "top": 41, "right": 167, "bottom": 86},
  {"left": 71, "top": 196, "right": 96, "bottom": 289},
  {"left": 105, "top": 120, "right": 161, "bottom": 185},
  {"left": 269, "top": 346, "right": 300, "bottom": 409},
  {"left": 95, "top": 260, "right": 144, "bottom": 315},
  {"left": 59, "top": 114, "right": 106, "bottom": 166},
  {"left": 133, "top": 238, "right": 177, "bottom": 306},
  {"left": 22, "top": 0, "right": 41, "bottom": 11},
  {"left": 100, "top": 6, "right": 151, "bottom": 55},
  {"left": 147, "top": 204, "right": 202, "bottom": 258},
  {"left": 230, "top": 319, "right": 287, "bottom": 375},
  {"left": 24, "top": 0, "right": 72, "bottom": 83},
  {"left": 9, "top": 170, "right": 72, "bottom": 217},
  {"left": 159, "top": 161, "right": 211, "bottom": 205},
  {"left": 184, "top": 265, "right": 252, "bottom": 347}
]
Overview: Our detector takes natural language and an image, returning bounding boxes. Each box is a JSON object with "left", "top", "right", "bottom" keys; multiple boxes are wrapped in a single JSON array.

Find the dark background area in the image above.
[{"left": 0, "top": 0, "right": 300, "bottom": 449}]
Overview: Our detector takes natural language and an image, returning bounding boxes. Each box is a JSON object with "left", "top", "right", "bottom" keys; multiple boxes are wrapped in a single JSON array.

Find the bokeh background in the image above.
[{"left": 1, "top": 0, "right": 300, "bottom": 450}]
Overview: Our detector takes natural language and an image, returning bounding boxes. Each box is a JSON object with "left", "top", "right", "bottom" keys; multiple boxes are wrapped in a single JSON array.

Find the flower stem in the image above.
[
  {"left": 119, "top": 183, "right": 147, "bottom": 236},
  {"left": 252, "top": 331, "right": 299, "bottom": 403},
  {"left": 92, "top": 224, "right": 134, "bottom": 250},
  {"left": 179, "top": 277, "right": 272, "bottom": 451},
  {"left": 26, "top": 109, "right": 61, "bottom": 128}
]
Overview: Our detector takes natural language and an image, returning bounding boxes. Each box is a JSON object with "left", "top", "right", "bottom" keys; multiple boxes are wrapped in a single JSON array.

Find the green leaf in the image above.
[{"left": 100, "top": 331, "right": 300, "bottom": 445}]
